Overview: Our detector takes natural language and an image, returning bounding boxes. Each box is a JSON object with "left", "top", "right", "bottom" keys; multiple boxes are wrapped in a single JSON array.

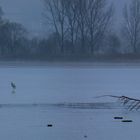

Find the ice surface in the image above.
[
  {"left": 0, "top": 63, "right": 139, "bottom": 140},
  {"left": 0, "top": 63, "right": 140, "bottom": 104},
  {"left": 0, "top": 105, "right": 139, "bottom": 140}
]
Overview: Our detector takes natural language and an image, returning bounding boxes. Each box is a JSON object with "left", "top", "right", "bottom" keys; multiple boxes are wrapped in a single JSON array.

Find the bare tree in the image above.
[
  {"left": 64, "top": 0, "right": 78, "bottom": 53},
  {"left": 76, "top": 0, "right": 88, "bottom": 54},
  {"left": 9, "top": 22, "right": 27, "bottom": 55},
  {"left": 43, "top": 0, "right": 67, "bottom": 53},
  {"left": 0, "top": 6, "right": 3, "bottom": 21},
  {"left": 0, "top": 21, "right": 27, "bottom": 56},
  {"left": 122, "top": 0, "right": 140, "bottom": 53},
  {"left": 86, "top": 0, "right": 113, "bottom": 54},
  {"left": 43, "top": 0, "right": 113, "bottom": 55},
  {"left": 107, "top": 33, "right": 121, "bottom": 54}
]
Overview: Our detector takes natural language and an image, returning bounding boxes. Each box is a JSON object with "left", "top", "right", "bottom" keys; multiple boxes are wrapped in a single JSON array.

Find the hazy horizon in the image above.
[{"left": 0, "top": 0, "right": 131, "bottom": 37}]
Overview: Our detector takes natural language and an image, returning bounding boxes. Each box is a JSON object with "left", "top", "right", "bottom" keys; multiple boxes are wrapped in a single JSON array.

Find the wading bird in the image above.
[{"left": 11, "top": 82, "right": 16, "bottom": 90}]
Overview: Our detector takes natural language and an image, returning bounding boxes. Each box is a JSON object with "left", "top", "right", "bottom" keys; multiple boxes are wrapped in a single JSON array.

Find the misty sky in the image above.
[
  {"left": 0, "top": 0, "right": 44, "bottom": 36},
  {"left": 0, "top": 0, "right": 130, "bottom": 36}
]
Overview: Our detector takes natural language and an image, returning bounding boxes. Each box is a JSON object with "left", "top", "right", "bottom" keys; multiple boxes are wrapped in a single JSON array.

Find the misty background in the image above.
[
  {"left": 0, "top": 0, "right": 128, "bottom": 36},
  {"left": 0, "top": 0, "right": 139, "bottom": 61}
]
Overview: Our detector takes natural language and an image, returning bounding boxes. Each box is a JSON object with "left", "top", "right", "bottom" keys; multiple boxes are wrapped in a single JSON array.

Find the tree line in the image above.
[{"left": 0, "top": 0, "right": 140, "bottom": 60}]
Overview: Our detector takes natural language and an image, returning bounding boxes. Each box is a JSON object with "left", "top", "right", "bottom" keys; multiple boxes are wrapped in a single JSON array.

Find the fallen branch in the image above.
[{"left": 94, "top": 95, "right": 140, "bottom": 111}]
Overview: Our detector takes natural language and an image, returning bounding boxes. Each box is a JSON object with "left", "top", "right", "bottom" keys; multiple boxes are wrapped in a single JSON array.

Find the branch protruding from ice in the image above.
[{"left": 94, "top": 95, "right": 140, "bottom": 111}]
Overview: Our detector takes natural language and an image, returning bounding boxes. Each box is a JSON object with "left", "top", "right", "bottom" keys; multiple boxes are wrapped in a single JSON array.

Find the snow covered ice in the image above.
[{"left": 0, "top": 63, "right": 140, "bottom": 140}]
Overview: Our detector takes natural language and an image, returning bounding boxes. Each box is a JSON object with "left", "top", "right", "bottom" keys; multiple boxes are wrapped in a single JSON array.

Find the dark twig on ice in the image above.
[{"left": 94, "top": 95, "right": 140, "bottom": 111}]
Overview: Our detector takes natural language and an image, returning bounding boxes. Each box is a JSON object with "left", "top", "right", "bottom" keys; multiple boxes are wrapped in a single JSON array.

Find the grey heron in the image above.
[{"left": 11, "top": 82, "right": 16, "bottom": 90}]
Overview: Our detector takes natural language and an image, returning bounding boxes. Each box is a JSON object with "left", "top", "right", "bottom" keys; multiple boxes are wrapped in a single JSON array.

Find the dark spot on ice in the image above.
[
  {"left": 122, "top": 120, "right": 133, "bottom": 122},
  {"left": 114, "top": 117, "right": 123, "bottom": 119},
  {"left": 47, "top": 124, "right": 53, "bottom": 127}
]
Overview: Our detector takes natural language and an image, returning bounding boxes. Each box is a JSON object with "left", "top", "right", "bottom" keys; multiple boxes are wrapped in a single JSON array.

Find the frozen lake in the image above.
[{"left": 0, "top": 63, "right": 140, "bottom": 140}]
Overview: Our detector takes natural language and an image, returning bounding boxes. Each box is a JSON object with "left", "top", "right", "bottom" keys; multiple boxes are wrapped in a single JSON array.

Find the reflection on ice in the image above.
[{"left": 0, "top": 102, "right": 122, "bottom": 109}]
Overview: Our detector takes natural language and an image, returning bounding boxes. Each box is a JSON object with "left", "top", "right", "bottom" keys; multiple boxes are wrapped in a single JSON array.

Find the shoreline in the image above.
[{"left": 0, "top": 60, "right": 140, "bottom": 68}]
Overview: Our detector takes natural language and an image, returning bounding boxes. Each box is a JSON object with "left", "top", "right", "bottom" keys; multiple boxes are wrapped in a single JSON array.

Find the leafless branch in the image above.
[{"left": 95, "top": 95, "right": 140, "bottom": 111}]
